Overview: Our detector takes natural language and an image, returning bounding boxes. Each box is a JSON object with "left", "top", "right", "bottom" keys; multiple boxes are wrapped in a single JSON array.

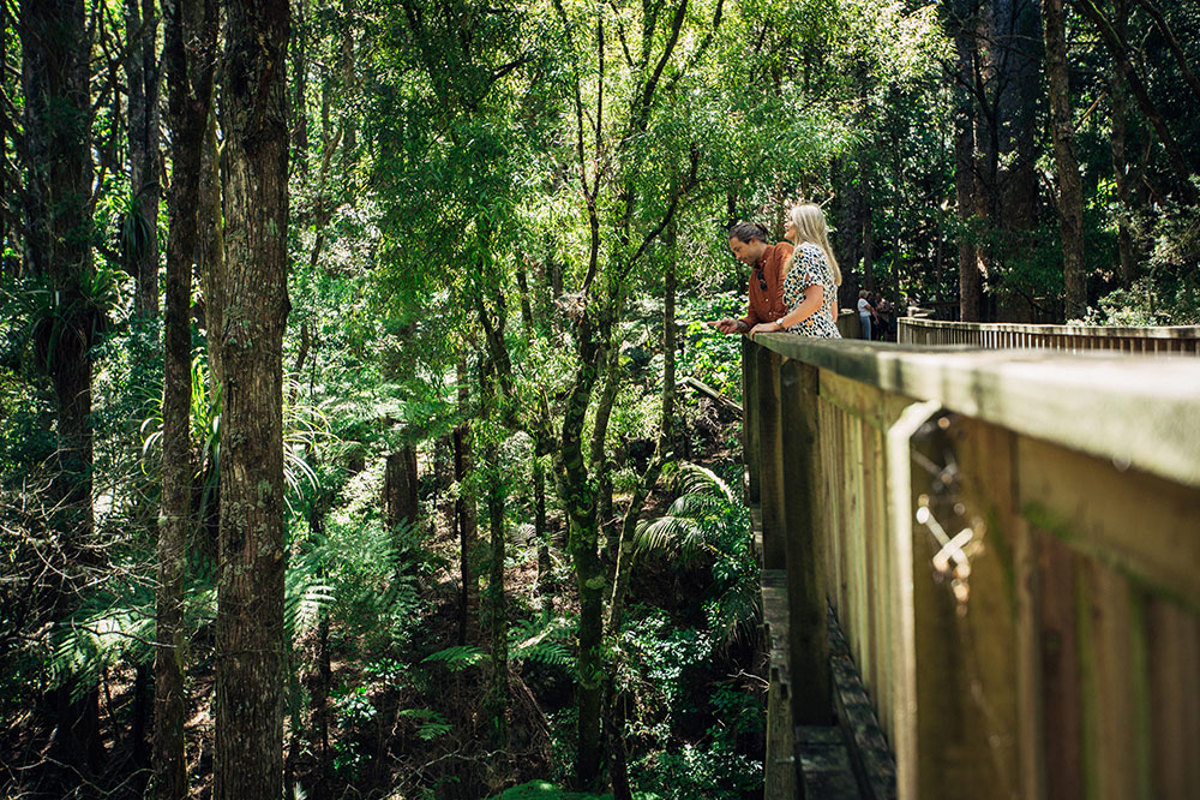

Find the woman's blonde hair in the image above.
[{"left": 783, "top": 203, "right": 842, "bottom": 286}]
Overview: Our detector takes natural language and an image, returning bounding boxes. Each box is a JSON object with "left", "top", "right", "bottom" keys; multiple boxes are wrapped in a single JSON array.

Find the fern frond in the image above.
[{"left": 421, "top": 645, "right": 485, "bottom": 671}]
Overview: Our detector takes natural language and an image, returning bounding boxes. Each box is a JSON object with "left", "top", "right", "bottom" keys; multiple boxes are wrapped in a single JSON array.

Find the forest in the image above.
[{"left": 0, "top": 0, "right": 1197, "bottom": 797}]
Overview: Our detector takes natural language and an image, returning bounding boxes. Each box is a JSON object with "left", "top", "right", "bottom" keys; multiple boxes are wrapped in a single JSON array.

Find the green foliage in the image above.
[
  {"left": 510, "top": 616, "right": 576, "bottom": 669},
  {"left": 678, "top": 293, "right": 745, "bottom": 401},
  {"left": 398, "top": 707, "right": 454, "bottom": 740},
  {"left": 422, "top": 645, "right": 487, "bottom": 672},
  {"left": 487, "top": 780, "right": 615, "bottom": 800}
]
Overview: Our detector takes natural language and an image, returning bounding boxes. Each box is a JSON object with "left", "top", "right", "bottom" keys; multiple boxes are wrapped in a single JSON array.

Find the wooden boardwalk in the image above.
[{"left": 745, "top": 323, "right": 1200, "bottom": 799}]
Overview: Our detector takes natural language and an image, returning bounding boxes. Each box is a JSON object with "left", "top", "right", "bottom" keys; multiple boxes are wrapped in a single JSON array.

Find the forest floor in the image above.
[{"left": 0, "top": 389, "right": 763, "bottom": 800}]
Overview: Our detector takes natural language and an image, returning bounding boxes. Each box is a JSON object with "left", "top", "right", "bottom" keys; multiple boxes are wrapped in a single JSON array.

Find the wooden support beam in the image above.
[
  {"left": 780, "top": 359, "right": 832, "bottom": 725},
  {"left": 757, "top": 346, "right": 786, "bottom": 571}
]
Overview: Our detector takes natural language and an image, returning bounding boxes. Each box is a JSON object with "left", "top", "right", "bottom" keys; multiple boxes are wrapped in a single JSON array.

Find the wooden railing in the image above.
[
  {"left": 897, "top": 317, "right": 1200, "bottom": 353},
  {"left": 744, "top": 335, "right": 1200, "bottom": 799}
]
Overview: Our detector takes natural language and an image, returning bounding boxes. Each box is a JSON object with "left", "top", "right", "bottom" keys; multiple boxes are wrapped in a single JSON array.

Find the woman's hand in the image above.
[{"left": 748, "top": 320, "right": 782, "bottom": 341}]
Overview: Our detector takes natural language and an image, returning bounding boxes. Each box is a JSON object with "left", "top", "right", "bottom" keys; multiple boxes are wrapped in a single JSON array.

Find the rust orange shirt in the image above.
[{"left": 740, "top": 241, "right": 793, "bottom": 328}]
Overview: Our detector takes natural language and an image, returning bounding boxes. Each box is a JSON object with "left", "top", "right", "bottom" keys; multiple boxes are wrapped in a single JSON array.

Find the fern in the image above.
[
  {"left": 422, "top": 645, "right": 486, "bottom": 671},
  {"left": 398, "top": 708, "right": 453, "bottom": 740},
  {"left": 510, "top": 616, "right": 576, "bottom": 669}
]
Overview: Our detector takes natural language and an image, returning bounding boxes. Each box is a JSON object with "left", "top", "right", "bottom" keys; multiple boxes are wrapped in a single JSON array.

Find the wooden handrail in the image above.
[
  {"left": 897, "top": 317, "right": 1200, "bottom": 353},
  {"left": 746, "top": 333, "right": 1200, "bottom": 799}
]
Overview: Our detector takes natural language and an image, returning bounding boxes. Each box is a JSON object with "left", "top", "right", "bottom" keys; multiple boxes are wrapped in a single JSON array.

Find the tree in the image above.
[
  {"left": 19, "top": 0, "right": 104, "bottom": 768},
  {"left": 212, "top": 0, "right": 290, "bottom": 796},
  {"left": 1042, "top": 0, "right": 1086, "bottom": 318},
  {"left": 156, "top": 0, "right": 217, "bottom": 793}
]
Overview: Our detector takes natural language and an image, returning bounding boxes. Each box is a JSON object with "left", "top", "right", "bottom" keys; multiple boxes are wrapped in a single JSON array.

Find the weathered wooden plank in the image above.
[
  {"left": 744, "top": 337, "right": 761, "bottom": 504},
  {"left": 754, "top": 334, "right": 1200, "bottom": 489},
  {"left": 1146, "top": 597, "right": 1200, "bottom": 799},
  {"left": 1011, "top": 495, "right": 1046, "bottom": 800},
  {"left": 757, "top": 347, "right": 787, "bottom": 571},
  {"left": 1078, "top": 559, "right": 1138, "bottom": 800},
  {"left": 780, "top": 359, "right": 832, "bottom": 725},
  {"left": 1017, "top": 436, "right": 1200, "bottom": 612},
  {"left": 884, "top": 400, "right": 942, "bottom": 799},
  {"left": 1037, "top": 528, "right": 1083, "bottom": 800},
  {"left": 908, "top": 418, "right": 1020, "bottom": 800},
  {"left": 763, "top": 570, "right": 799, "bottom": 799}
]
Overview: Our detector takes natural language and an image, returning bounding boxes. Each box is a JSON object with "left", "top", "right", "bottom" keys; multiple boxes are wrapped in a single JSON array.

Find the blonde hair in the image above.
[{"left": 783, "top": 204, "right": 842, "bottom": 286}]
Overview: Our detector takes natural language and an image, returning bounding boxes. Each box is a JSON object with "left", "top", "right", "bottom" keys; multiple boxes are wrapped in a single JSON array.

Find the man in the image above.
[{"left": 707, "top": 222, "right": 794, "bottom": 335}]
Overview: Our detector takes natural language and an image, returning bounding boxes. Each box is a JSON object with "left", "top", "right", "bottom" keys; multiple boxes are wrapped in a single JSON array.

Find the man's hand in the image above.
[{"left": 707, "top": 318, "right": 744, "bottom": 335}]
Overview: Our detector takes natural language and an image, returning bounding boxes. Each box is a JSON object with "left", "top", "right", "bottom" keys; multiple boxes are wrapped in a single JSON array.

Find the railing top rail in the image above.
[
  {"left": 898, "top": 316, "right": 1200, "bottom": 339},
  {"left": 752, "top": 334, "right": 1200, "bottom": 489}
]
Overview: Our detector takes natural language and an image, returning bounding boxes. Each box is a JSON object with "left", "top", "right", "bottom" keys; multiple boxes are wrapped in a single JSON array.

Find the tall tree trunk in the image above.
[
  {"left": 157, "top": 0, "right": 215, "bottom": 793},
  {"left": 1109, "top": 0, "right": 1137, "bottom": 286},
  {"left": 200, "top": 105, "right": 225, "bottom": 393},
  {"left": 127, "top": 0, "right": 162, "bottom": 318},
  {"left": 291, "top": 0, "right": 309, "bottom": 172},
  {"left": 213, "top": 0, "right": 290, "bottom": 798},
  {"left": 1043, "top": 0, "right": 1086, "bottom": 319},
  {"left": 20, "top": 0, "right": 102, "bottom": 769},
  {"left": 553, "top": 330, "right": 605, "bottom": 788},
  {"left": 383, "top": 444, "right": 418, "bottom": 534},
  {"left": 455, "top": 361, "right": 479, "bottom": 645},
  {"left": 952, "top": 0, "right": 982, "bottom": 320},
  {"left": 534, "top": 455, "right": 551, "bottom": 605},
  {"left": 484, "top": 442, "right": 508, "bottom": 750}
]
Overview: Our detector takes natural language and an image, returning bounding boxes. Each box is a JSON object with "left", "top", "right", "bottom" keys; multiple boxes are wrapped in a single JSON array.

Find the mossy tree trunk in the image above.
[
  {"left": 157, "top": 0, "right": 217, "bottom": 794},
  {"left": 1042, "top": 0, "right": 1086, "bottom": 320},
  {"left": 212, "top": 0, "right": 290, "bottom": 796},
  {"left": 19, "top": 0, "right": 104, "bottom": 770}
]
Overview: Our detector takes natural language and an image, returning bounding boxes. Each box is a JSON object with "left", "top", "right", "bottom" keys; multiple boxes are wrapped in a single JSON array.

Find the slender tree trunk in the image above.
[
  {"left": 534, "top": 456, "right": 551, "bottom": 605},
  {"left": 455, "top": 360, "right": 480, "bottom": 644},
  {"left": 484, "top": 441, "right": 508, "bottom": 750},
  {"left": 1042, "top": 0, "right": 1086, "bottom": 319},
  {"left": 200, "top": 105, "right": 225, "bottom": 392},
  {"left": 1110, "top": 0, "right": 1137, "bottom": 286},
  {"left": 862, "top": 206, "right": 875, "bottom": 293},
  {"left": 157, "top": 0, "right": 215, "bottom": 792},
  {"left": 953, "top": 0, "right": 982, "bottom": 321},
  {"left": 127, "top": 0, "right": 162, "bottom": 318},
  {"left": 212, "top": 0, "right": 290, "bottom": 797},
  {"left": 291, "top": 0, "right": 309, "bottom": 172},
  {"left": 553, "top": 331, "right": 605, "bottom": 788}
]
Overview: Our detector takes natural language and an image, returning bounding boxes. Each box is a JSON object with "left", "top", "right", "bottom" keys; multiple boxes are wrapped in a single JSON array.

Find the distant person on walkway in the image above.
[
  {"left": 749, "top": 204, "right": 842, "bottom": 340},
  {"left": 707, "top": 222, "right": 793, "bottom": 335},
  {"left": 872, "top": 293, "right": 894, "bottom": 341},
  {"left": 857, "top": 290, "right": 874, "bottom": 340}
]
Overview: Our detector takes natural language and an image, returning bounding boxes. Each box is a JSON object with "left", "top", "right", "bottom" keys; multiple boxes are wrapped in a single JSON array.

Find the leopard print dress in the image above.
[{"left": 781, "top": 242, "right": 842, "bottom": 339}]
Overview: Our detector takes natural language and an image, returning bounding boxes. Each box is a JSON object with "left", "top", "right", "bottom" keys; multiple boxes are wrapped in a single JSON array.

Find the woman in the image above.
[
  {"left": 750, "top": 204, "right": 842, "bottom": 340},
  {"left": 857, "top": 290, "right": 875, "bottom": 340}
]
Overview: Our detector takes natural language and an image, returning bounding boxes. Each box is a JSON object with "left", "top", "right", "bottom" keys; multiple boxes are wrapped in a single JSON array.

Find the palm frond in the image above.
[
  {"left": 636, "top": 515, "right": 707, "bottom": 557},
  {"left": 676, "top": 462, "right": 736, "bottom": 505}
]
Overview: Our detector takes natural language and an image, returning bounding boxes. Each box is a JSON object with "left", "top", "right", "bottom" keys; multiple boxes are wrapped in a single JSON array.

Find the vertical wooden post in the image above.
[
  {"left": 743, "top": 337, "right": 761, "bottom": 505},
  {"left": 780, "top": 360, "right": 832, "bottom": 724},
  {"left": 757, "top": 345, "right": 786, "bottom": 571}
]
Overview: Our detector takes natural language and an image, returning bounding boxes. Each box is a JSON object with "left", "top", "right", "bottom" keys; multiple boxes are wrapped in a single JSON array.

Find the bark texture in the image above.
[
  {"left": 1042, "top": 0, "right": 1086, "bottom": 319},
  {"left": 213, "top": 0, "right": 290, "bottom": 797},
  {"left": 157, "top": 0, "right": 216, "bottom": 793},
  {"left": 20, "top": 0, "right": 102, "bottom": 768}
]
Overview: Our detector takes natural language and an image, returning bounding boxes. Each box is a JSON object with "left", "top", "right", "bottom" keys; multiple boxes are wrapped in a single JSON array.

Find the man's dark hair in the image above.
[{"left": 728, "top": 222, "right": 769, "bottom": 244}]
